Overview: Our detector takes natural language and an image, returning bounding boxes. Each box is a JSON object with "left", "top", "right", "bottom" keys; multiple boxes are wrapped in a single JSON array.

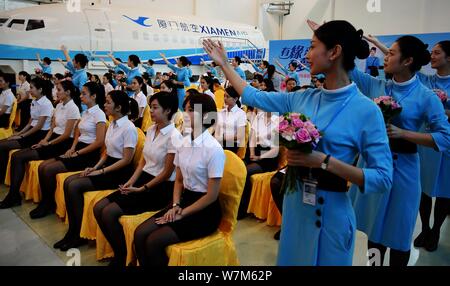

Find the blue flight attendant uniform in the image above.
[
  {"left": 279, "top": 66, "right": 300, "bottom": 85},
  {"left": 118, "top": 63, "right": 141, "bottom": 97},
  {"left": 64, "top": 62, "right": 87, "bottom": 92},
  {"left": 235, "top": 66, "right": 247, "bottom": 81},
  {"left": 251, "top": 63, "right": 268, "bottom": 79},
  {"left": 241, "top": 83, "right": 393, "bottom": 266},
  {"left": 39, "top": 63, "right": 52, "bottom": 75},
  {"left": 365, "top": 56, "right": 380, "bottom": 75},
  {"left": 168, "top": 63, "right": 190, "bottom": 110},
  {"left": 142, "top": 65, "right": 156, "bottom": 78},
  {"left": 206, "top": 65, "right": 218, "bottom": 78},
  {"left": 417, "top": 72, "right": 450, "bottom": 199},
  {"left": 349, "top": 69, "right": 450, "bottom": 252}
]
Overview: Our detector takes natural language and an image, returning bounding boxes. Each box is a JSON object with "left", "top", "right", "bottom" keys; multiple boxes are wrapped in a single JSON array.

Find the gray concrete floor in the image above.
[{"left": 0, "top": 185, "right": 449, "bottom": 266}]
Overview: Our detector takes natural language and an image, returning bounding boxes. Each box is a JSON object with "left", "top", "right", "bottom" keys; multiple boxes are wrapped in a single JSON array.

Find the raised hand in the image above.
[{"left": 202, "top": 39, "right": 228, "bottom": 67}]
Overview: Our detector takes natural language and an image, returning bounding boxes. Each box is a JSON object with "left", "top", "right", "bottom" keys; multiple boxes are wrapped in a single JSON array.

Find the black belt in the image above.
[
  {"left": 297, "top": 167, "right": 348, "bottom": 193},
  {"left": 389, "top": 138, "right": 417, "bottom": 154}
]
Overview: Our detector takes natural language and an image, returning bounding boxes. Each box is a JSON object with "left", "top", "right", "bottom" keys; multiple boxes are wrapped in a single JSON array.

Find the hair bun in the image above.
[{"left": 355, "top": 29, "right": 370, "bottom": 60}]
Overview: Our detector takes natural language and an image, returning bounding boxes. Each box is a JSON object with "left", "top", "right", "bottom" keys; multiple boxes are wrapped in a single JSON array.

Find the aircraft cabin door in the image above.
[{"left": 83, "top": 9, "right": 112, "bottom": 54}]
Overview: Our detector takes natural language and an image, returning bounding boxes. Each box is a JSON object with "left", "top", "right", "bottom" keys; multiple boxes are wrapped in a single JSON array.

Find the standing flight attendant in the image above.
[
  {"left": 30, "top": 82, "right": 106, "bottom": 219},
  {"left": 59, "top": 45, "right": 88, "bottom": 92},
  {"left": 1, "top": 81, "right": 80, "bottom": 209},
  {"left": 415, "top": 40, "right": 450, "bottom": 251},
  {"left": 160, "top": 53, "right": 191, "bottom": 111},
  {"left": 53, "top": 90, "right": 138, "bottom": 251},
  {"left": 203, "top": 20, "right": 393, "bottom": 266},
  {"left": 108, "top": 54, "right": 142, "bottom": 97},
  {"left": 94, "top": 91, "right": 181, "bottom": 266},
  {"left": 134, "top": 93, "right": 225, "bottom": 266},
  {"left": 0, "top": 78, "right": 54, "bottom": 207},
  {"left": 275, "top": 59, "right": 301, "bottom": 86},
  {"left": 348, "top": 35, "right": 450, "bottom": 265}
]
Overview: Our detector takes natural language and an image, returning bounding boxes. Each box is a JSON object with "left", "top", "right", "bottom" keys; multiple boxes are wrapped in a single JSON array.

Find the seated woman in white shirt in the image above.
[
  {"left": 142, "top": 72, "right": 154, "bottom": 98},
  {"left": 0, "top": 74, "right": 16, "bottom": 128},
  {"left": 30, "top": 82, "right": 107, "bottom": 219},
  {"left": 200, "top": 75, "right": 215, "bottom": 100},
  {"left": 16, "top": 72, "right": 32, "bottom": 131},
  {"left": 53, "top": 90, "right": 139, "bottom": 251},
  {"left": 103, "top": 73, "right": 115, "bottom": 96},
  {"left": 134, "top": 93, "right": 225, "bottom": 266},
  {"left": 0, "top": 80, "right": 80, "bottom": 209},
  {"left": 0, "top": 78, "right": 54, "bottom": 208},
  {"left": 94, "top": 91, "right": 181, "bottom": 266},
  {"left": 130, "top": 76, "right": 148, "bottom": 129},
  {"left": 214, "top": 86, "right": 247, "bottom": 154},
  {"left": 237, "top": 111, "right": 279, "bottom": 219}
]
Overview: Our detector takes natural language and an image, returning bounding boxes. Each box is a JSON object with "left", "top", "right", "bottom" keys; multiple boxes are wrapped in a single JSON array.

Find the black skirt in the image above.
[
  {"left": 17, "top": 130, "right": 48, "bottom": 148},
  {"left": 87, "top": 156, "right": 135, "bottom": 190},
  {"left": 151, "top": 189, "right": 222, "bottom": 242},
  {"left": 17, "top": 99, "right": 32, "bottom": 132},
  {"left": 57, "top": 142, "right": 102, "bottom": 170},
  {"left": 133, "top": 117, "right": 143, "bottom": 130},
  {"left": 34, "top": 133, "right": 74, "bottom": 159},
  {"left": 106, "top": 172, "right": 174, "bottom": 215},
  {"left": 0, "top": 113, "right": 10, "bottom": 128}
]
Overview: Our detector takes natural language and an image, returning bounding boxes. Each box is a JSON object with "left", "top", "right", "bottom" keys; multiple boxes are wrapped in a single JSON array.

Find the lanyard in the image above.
[{"left": 312, "top": 92, "right": 357, "bottom": 135}]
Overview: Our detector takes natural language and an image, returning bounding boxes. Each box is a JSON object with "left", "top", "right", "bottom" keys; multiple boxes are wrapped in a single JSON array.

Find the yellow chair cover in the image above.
[
  {"left": 140, "top": 105, "right": 153, "bottom": 132},
  {"left": 55, "top": 171, "right": 81, "bottom": 220},
  {"left": 214, "top": 88, "right": 225, "bottom": 111},
  {"left": 14, "top": 109, "right": 21, "bottom": 130},
  {"left": 4, "top": 149, "right": 19, "bottom": 186},
  {"left": 20, "top": 160, "right": 44, "bottom": 203},
  {"left": 80, "top": 190, "right": 116, "bottom": 240},
  {"left": 248, "top": 171, "right": 277, "bottom": 220},
  {"left": 235, "top": 121, "right": 250, "bottom": 160},
  {"left": 96, "top": 211, "right": 157, "bottom": 263},
  {"left": 0, "top": 100, "right": 17, "bottom": 140},
  {"left": 172, "top": 111, "right": 184, "bottom": 131},
  {"left": 247, "top": 148, "right": 286, "bottom": 226},
  {"left": 79, "top": 128, "right": 146, "bottom": 240}
]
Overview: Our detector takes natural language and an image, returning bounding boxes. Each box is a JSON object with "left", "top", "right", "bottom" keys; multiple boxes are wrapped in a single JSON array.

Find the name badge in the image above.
[{"left": 303, "top": 178, "right": 318, "bottom": 206}]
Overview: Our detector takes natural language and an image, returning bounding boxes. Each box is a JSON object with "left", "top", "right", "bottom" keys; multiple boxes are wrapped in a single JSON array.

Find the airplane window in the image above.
[
  {"left": 8, "top": 19, "right": 25, "bottom": 31},
  {"left": 0, "top": 18, "right": 9, "bottom": 26},
  {"left": 153, "top": 34, "right": 159, "bottom": 42},
  {"left": 143, "top": 32, "right": 150, "bottom": 41},
  {"left": 132, "top": 31, "right": 139, "bottom": 40},
  {"left": 26, "top": 19, "right": 45, "bottom": 31}
]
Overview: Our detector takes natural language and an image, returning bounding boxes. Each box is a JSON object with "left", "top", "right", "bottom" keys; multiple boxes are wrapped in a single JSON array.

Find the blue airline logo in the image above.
[{"left": 123, "top": 15, "right": 152, "bottom": 27}]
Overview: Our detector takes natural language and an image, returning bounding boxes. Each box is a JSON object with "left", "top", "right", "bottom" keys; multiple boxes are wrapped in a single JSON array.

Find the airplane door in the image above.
[{"left": 83, "top": 9, "right": 112, "bottom": 54}]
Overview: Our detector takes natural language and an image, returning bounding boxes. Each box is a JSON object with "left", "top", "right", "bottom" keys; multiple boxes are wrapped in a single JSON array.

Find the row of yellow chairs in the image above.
[{"left": 3, "top": 123, "right": 247, "bottom": 265}]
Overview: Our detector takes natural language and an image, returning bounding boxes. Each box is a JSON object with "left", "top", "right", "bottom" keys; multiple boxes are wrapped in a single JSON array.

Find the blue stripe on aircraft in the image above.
[{"left": 0, "top": 44, "right": 265, "bottom": 66}]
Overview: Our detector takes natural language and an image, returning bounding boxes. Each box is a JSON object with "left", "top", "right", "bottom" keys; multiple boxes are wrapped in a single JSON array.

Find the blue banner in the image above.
[{"left": 269, "top": 32, "right": 450, "bottom": 86}]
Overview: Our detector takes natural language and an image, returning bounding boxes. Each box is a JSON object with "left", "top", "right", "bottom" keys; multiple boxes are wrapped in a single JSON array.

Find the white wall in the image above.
[{"left": 274, "top": 0, "right": 450, "bottom": 41}]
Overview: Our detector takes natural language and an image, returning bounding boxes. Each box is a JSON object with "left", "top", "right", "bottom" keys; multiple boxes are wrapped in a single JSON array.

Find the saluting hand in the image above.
[
  {"left": 286, "top": 149, "right": 327, "bottom": 168},
  {"left": 202, "top": 39, "right": 228, "bottom": 67}
]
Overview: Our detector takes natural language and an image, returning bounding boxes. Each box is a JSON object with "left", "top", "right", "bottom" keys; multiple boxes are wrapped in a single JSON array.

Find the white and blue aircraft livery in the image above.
[{"left": 0, "top": 2, "right": 266, "bottom": 74}]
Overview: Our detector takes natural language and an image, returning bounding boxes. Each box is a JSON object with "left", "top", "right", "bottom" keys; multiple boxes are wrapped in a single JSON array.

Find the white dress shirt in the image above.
[
  {"left": 78, "top": 104, "right": 106, "bottom": 144},
  {"left": 105, "top": 115, "right": 138, "bottom": 159},
  {"left": 30, "top": 96, "right": 54, "bottom": 130},
  {"left": 142, "top": 123, "right": 182, "bottom": 181},
  {"left": 53, "top": 99, "right": 81, "bottom": 136},
  {"left": 174, "top": 130, "right": 225, "bottom": 193}
]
